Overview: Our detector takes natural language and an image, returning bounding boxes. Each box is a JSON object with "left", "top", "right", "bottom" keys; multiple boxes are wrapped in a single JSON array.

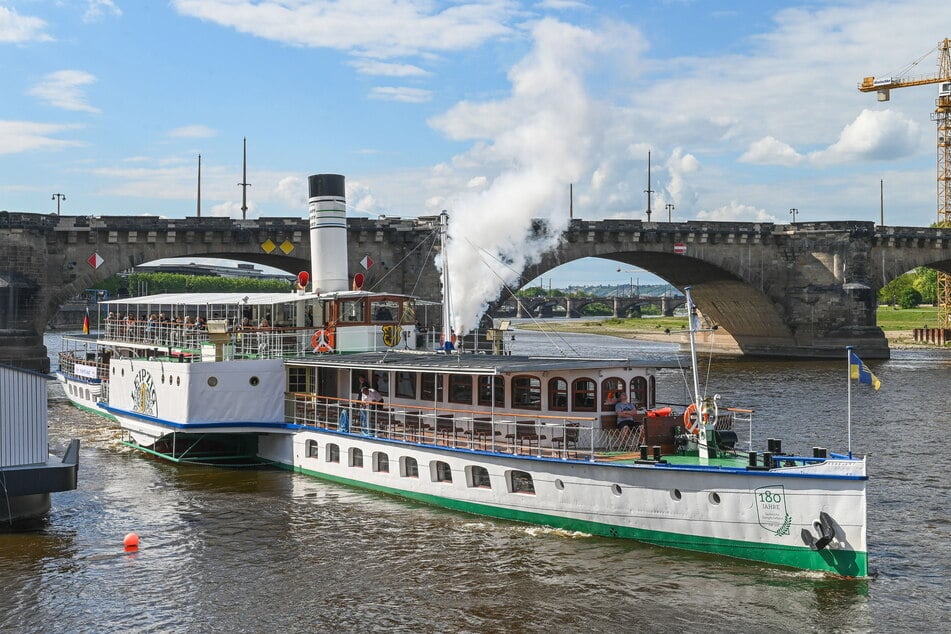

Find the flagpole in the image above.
[{"left": 846, "top": 346, "right": 852, "bottom": 457}]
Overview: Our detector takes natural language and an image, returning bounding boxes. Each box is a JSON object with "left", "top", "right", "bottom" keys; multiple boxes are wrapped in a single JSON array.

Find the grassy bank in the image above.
[{"left": 515, "top": 306, "right": 945, "bottom": 346}]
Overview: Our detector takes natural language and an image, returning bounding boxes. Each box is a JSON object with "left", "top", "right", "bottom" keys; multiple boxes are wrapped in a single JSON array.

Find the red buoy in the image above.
[{"left": 123, "top": 532, "right": 140, "bottom": 549}]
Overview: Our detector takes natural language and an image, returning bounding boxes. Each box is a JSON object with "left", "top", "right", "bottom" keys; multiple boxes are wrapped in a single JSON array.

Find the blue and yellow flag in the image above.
[{"left": 849, "top": 350, "right": 880, "bottom": 390}]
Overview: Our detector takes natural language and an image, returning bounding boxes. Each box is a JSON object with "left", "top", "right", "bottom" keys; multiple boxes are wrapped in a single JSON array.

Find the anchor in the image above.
[{"left": 801, "top": 511, "right": 837, "bottom": 551}]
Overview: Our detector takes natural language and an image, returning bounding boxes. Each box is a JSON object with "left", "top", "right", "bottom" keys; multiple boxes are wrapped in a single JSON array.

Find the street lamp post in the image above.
[
  {"left": 52, "top": 193, "right": 66, "bottom": 215},
  {"left": 665, "top": 203, "right": 675, "bottom": 222},
  {"left": 789, "top": 207, "right": 798, "bottom": 223}
]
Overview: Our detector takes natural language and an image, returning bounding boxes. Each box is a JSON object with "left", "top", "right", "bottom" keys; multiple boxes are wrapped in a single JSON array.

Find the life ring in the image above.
[
  {"left": 683, "top": 403, "right": 700, "bottom": 435},
  {"left": 683, "top": 399, "right": 718, "bottom": 435},
  {"left": 311, "top": 328, "right": 335, "bottom": 353}
]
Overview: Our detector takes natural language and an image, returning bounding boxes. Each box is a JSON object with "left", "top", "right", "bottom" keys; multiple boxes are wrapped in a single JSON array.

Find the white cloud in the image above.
[
  {"left": 171, "top": 0, "right": 516, "bottom": 59},
  {"left": 369, "top": 86, "right": 432, "bottom": 103},
  {"left": 349, "top": 59, "right": 430, "bottom": 77},
  {"left": 168, "top": 125, "right": 218, "bottom": 139},
  {"left": 83, "top": 0, "right": 122, "bottom": 23},
  {"left": 696, "top": 201, "right": 776, "bottom": 223},
  {"left": 0, "top": 120, "right": 83, "bottom": 154},
  {"left": 810, "top": 108, "right": 920, "bottom": 165},
  {"left": 27, "top": 70, "right": 100, "bottom": 113},
  {"left": 741, "top": 136, "right": 803, "bottom": 166},
  {"left": 0, "top": 6, "right": 52, "bottom": 43}
]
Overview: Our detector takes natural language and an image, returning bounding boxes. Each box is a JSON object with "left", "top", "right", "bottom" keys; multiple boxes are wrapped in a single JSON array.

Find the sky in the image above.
[{"left": 2, "top": 0, "right": 951, "bottom": 329}]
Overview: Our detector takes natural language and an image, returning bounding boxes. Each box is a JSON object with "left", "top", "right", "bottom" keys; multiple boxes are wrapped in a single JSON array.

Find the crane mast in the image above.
[{"left": 860, "top": 39, "right": 951, "bottom": 324}]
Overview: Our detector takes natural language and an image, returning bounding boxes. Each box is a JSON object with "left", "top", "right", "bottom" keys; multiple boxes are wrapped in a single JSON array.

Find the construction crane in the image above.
[{"left": 859, "top": 38, "right": 951, "bottom": 324}]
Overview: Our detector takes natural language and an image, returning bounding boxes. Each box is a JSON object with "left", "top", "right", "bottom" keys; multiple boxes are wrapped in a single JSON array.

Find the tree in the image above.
[
  {"left": 913, "top": 267, "right": 938, "bottom": 304},
  {"left": 897, "top": 287, "right": 922, "bottom": 309}
]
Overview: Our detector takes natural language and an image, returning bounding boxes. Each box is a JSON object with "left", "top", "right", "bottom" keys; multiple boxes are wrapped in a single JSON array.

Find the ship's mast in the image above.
[{"left": 439, "top": 210, "right": 454, "bottom": 350}]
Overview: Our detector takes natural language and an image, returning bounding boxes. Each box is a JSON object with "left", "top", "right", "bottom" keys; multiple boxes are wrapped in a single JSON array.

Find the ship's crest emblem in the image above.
[{"left": 754, "top": 485, "right": 792, "bottom": 536}]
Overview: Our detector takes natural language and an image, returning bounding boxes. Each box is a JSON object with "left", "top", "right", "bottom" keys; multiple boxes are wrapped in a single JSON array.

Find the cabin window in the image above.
[
  {"left": 631, "top": 377, "right": 648, "bottom": 408},
  {"left": 433, "top": 460, "right": 452, "bottom": 483},
  {"left": 327, "top": 443, "right": 340, "bottom": 463},
  {"left": 307, "top": 439, "right": 319, "bottom": 458},
  {"left": 350, "top": 447, "right": 364, "bottom": 468},
  {"left": 396, "top": 372, "right": 416, "bottom": 399},
  {"left": 370, "top": 298, "right": 399, "bottom": 322},
  {"left": 602, "top": 377, "right": 625, "bottom": 410},
  {"left": 421, "top": 373, "right": 444, "bottom": 402},
  {"left": 508, "top": 470, "right": 536, "bottom": 494},
  {"left": 571, "top": 378, "right": 597, "bottom": 411},
  {"left": 288, "top": 366, "right": 312, "bottom": 393},
  {"left": 340, "top": 299, "right": 366, "bottom": 323},
  {"left": 511, "top": 375, "right": 541, "bottom": 410},
  {"left": 468, "top": 465, "right": 491, "bottom": 489},
  {"left": 373, "top": 452, "right": 389, "bottom": 473},
  {"left": 477, "top": 376, "right": 504, "bottom": 407},
  {"left": 372, "top": 370, "right": 390, "bottom": 396},
  {"left": 449, "top": 374, "right": 473, "bottom": 404},
  {"left": 548, "top": 377, "right": 568, "bottom": 411},
  {"left": 401, "top": 456, "right": 419, "bottom": 478}
]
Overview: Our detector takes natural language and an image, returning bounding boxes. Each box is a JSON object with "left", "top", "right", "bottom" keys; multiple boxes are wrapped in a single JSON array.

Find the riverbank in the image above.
[{"left": 514, "top": 317, "right": 940, "bottom": 350}]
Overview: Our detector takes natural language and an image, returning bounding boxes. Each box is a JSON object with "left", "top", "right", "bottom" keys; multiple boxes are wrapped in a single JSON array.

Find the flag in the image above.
[
  {"left": 849, "top": 350, "right": 880, "bottom": 390},
  {"left": 82, "top": 307, "right": 90, "bottom": 335}
]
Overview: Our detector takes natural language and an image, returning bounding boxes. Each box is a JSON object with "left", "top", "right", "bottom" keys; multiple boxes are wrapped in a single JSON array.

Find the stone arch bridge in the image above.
[
  {"left": 491, "top": 294, "right": 686, "bottom": 319},
  {"left": 2, "top": 211, "right": 950, "bottom": 371}
]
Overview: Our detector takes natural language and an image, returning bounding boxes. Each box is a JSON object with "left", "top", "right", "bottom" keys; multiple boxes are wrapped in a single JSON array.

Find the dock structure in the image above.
[{"left": 0, "top": 364, "right": 79, "bottom": 524}]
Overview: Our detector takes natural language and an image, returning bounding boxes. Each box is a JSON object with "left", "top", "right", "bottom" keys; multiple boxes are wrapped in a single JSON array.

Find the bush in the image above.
[{"left": 897, "top": 287, "right": 922, "bottom": 309}]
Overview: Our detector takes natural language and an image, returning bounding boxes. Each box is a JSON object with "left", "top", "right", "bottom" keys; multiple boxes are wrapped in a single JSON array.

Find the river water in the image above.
[{"left": 1, "top": 330, "right": 948, "bottom": 632}]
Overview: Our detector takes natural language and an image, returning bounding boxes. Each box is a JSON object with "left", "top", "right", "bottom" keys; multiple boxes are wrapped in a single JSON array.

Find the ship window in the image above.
[
  {"left": 548, "top": 377, "right": 568, "bottom": 411},
  {"left": 396, "top": 371, "right": 416, "bottom": 399},
  {"left": 401, "top": 456, "right": 419, "bottom": 478},
  {"left": 508, "top": 470, "right": 535, "bottom": 494},
  {"left": 511, "top": 375, "right": 541, "bottom": 410},
  {"left": 373, "top": 452, "right": 389, "bottom": 473},
  {"left": 288, "top": 366, "right": 312, "bottom": 393},
  {"left": 372, "top": 370, "right": 389, "bottom": 396},
  {"left": 350, "top": 447, "right": 364, "bottom": 468},
  {"left": 571, "top": 378, "right": 596, "bottom": 411},
  {"left": 340, "top": 299, "right": 366, "bottom": 323},
  {"left": 468, "top": 465, "right": 491, "bottom": 489},
  {"left": 176, "top": 376, "right": 180, "bottom": 386},
  {"left": 307, "top": 439, "right": 319, "bottom": 457},
  {"left": 433, "top": 460, "right": 452, "bottom": 483},
  {"left": 249, "top": 376, "right": 260, "bottom": 387},
  {"left": 370, "top": 298, "right": 399, "bottom": 322},
  {"left": 327, "top": 443, "right": 340, "bottom": 463},
  {"left": 207, "top": 376, "right": 218, "bottom": 387},
  {"left": 448, "top": 374, "right": 473, "bottom": 404},
  {"left": 477, "top": 375, "right": 504, "bottom": 407},
  {"left": 421, "top": 373, "right": 444, "bottom": 402},
  {"left": 602, "top": 377, "right": 625, "bottom": 410},
  {"left": 631, "top": 377, "right": 648, "bottom": 408}
]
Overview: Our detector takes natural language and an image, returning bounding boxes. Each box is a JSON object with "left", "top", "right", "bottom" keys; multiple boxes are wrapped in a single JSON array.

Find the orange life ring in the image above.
[
  {"left": 311, "top": 328, "right": 335, "bottom": 353},
  {"left": 683, "top": 403, "right": 700, "bottom": 435}
]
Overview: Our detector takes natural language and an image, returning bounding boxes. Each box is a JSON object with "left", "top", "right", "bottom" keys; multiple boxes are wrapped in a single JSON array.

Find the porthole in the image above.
[
  {"left": 554, "top": 479, "right": 565, "bottom": 490},
  {"left": 250, "top": 376, "right": 260, "bottom": 386},
  {"left": 612, "top": 484, "right": 622, "bottom": 496},
  {"left": 671, "top": 489, "right": 682, "bottom": 501},
  {"left": 121, "top": 368, "right": 125, "bottom": 377},
  {"left": 709, "top": 492, "right": 721, "bottom": 505},
  {"left": 207, "top": 377, "right": 218, "bottom": 387},
  {"left": 176, "top": 376, "right": 180, "bottom": 386},
  {"left": 161, "top": 374, "right": 166, "bottom": 384}
]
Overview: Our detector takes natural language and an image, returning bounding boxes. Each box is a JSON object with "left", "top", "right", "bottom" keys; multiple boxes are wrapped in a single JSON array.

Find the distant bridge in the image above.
[
  {"left": 3, "top": 211, "right": 951, "bottom": 371},
  {"left": 491, "top": 293, "right": 686, "bottom": 318}
]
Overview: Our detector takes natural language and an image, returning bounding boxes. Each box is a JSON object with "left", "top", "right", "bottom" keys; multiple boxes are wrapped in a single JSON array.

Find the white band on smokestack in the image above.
[{"left": 308, "top": 174, "right": 348, "bottom": 293}]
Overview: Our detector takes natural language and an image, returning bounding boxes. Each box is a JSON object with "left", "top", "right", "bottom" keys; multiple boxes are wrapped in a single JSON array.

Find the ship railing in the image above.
[
  {"left": 285, "top": 393, "right": 599, "bottom": 460},
  {"left": 57, "top": 350, "right": 110, "bottom": 382},
  {"left": 722, "top": 407, "right": 753, "bottom": 451}
]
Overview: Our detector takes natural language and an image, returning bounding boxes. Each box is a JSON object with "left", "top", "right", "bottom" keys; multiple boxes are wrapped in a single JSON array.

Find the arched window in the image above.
[
  {"left": 433, "top": 460, "right": 453, "bottom": 483},
  {"left": 373, "top": 451, "right": 389, "bottom": 473},
  {"left": 601, "top": 377, "right": 625, "bottom": 411},
  {"left": 571, "top": 378, "right": 597, "bottom": 411},
  {"left": 306, "top": 439, "right": 319, "bottom": 458},
  {"left": 468, "top": 465, "right": 491, "bottom": 488},
  {"left": 548, "top": 377, "right": 568, "bottom": 411},
  {"left": 350, "top": 447, "right": 364, "bottom": 467},
  {"left": 511, "top": 375, "right": 541, "bottom": 410},
  {"left": 401, "top": 456, "right": 419, "bottom": 478},
  {"left": 631, "top": 376, "right": 648, "bottom": 408},
  {"left": 508, "top": 470, "right": 536, "bottom": 494},
  {"left": 326, "top": 443, "right": 340, "bottom": 463}
]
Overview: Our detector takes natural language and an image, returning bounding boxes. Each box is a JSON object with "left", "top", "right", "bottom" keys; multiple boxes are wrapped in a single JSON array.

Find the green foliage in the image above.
[
  {"left": 879, "top": 272, "right": 915, "bottom": 305},
  {"left": 126, "top": 272, "right": 293, "bottom": 296},
  {"left": 912, "top": 267, "right": 937, "bottom": 304},
  {"left": 580, "top": 302, "right": 612, "bottom": 316},
  {"left": 897, "top": 287, "right": 922, "bottom": 309}
]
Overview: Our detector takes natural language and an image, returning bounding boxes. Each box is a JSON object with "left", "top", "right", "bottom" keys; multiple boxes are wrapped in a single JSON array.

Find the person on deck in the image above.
[
  {"left": 614, "top": 392, "right": 641, "bottom": 445},
  {"left": 360, "top": 386, "right": 383, "bottom": 434}
]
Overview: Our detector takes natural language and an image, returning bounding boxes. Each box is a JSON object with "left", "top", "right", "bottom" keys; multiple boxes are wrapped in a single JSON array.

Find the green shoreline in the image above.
[{"left": 514, "top": 305, "right": 947, "bottom": 349}]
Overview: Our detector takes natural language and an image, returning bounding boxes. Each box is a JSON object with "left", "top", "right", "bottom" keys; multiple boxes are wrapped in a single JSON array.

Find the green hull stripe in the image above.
[
  {"left": 71, "top": 401, "right": 117, "bottom": 422},
  {"left": 279, "top": 461, "right": 868, "bottom": 577}
]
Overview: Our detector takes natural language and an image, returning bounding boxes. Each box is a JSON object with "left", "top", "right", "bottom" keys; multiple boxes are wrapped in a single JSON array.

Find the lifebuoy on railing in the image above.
[
  {"left": 683, "top": 403, "right": 700, "bottom": 435},
  {"left": 311, "top": 328, "right": 335, "bottom": 353},
  {"left": 683, "top": 398, "right": 718, "bottom": 435}
]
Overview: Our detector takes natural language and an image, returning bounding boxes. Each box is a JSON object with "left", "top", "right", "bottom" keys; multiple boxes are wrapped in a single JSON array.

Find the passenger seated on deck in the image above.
[{"left": 614, "top": 392, "right": 640, "bottom": 444}]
